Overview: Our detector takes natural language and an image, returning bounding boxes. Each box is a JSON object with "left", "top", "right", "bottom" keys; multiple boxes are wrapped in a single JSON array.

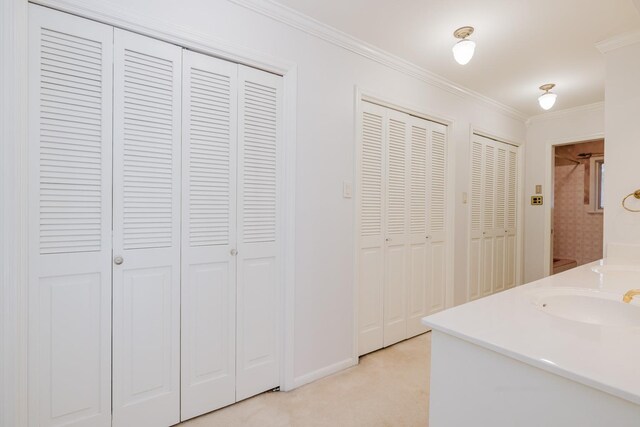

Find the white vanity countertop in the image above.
[{"left": 422, "top": 259, "right": 640, "bottom": 405}]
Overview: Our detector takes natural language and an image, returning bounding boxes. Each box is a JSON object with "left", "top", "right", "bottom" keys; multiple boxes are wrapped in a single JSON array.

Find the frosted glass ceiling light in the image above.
[
  {"left": 452, "top": 26, "right": 475, "bottom": 65},
  {"left": 538, "top": 84, "right": 557, "bottom": 110}
]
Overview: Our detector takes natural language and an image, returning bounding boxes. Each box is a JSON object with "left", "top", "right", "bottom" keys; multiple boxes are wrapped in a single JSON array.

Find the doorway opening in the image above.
[{"left": 551, "top": 139, "right": 605, "bottom": 274}]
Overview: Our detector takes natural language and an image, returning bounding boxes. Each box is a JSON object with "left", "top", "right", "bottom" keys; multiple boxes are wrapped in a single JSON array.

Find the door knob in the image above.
[
  {"left": 230, "top": 249, "right": 238, "bottom": 256},
  {"left": 114, "top": 256, "right": 124, "bottom": 265}
]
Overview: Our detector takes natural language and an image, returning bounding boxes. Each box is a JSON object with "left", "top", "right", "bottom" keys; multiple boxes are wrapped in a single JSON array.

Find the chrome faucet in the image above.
[{"left": 622, "top": 289, "right": 640, "bottom": 303}]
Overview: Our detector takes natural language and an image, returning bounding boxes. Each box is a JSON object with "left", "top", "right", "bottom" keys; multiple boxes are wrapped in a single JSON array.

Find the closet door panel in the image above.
[
  {"left": 468, "top": 140, "right": 483, "bottom": 301},
  {"left": 426, "top": 123, "right": 448, "bottom": 314},
  {"left": 406, "top": 119, "right": 428, "bottom": 337},
  {"left": 112, "top": 29, "right": 182, "bottom": 427},
  {"left": 383, "top": 109, "right": 409, "bottom": 347},
  {"left": 181, "top": 51, "right": 238, "bottom": 420},
  {"left": 28, "top": 6, "right": 113, "bottom": 427},
  {"left": 493, "top": 145, "right": 507, "bottom": 293},
  {"left": 481, "top": 142, "right": 495, "bottom": 297},
  {"left": 505, "top": 147, "right": 518, "bottom": 289},
  {"left": 358, "top": 102, "right": 386, "bottom": 355},
  {"left": 236, "top": 65, "right": 282, "bottom": 401}
]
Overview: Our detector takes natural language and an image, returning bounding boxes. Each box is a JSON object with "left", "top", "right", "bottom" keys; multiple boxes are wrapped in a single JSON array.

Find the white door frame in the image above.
[
  {"left": 1, "top": 1, "right": 29, "bottom": 426},
  {"left": 2, "top": 2, "right": 298, "bottom": 424},
  {"left": 468, "top": 127, "right": 526, "bottom": 300},
  {"left": 353, "top": 86, "right": 455, "bottom": 361},
  {"left": 542, "top": 132, "right": 605, "bottom": 276}
]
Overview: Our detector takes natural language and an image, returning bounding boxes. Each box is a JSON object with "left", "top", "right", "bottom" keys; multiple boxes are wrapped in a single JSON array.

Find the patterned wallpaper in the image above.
[{"left": 553, "top": 140, "right": 604, "bottom": 266}]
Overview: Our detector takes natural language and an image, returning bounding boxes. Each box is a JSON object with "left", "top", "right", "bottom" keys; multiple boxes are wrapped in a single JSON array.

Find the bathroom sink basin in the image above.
[{"left": 530, "top": 288, "right": 640, "bottom": 327}]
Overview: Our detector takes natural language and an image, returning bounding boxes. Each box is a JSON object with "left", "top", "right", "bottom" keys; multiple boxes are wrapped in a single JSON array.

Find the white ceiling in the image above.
[{"left": 274, "top": 0, "right": 640, "bottom": 117}]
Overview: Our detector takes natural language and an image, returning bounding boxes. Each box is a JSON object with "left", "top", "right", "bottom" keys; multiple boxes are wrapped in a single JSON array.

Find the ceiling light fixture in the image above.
[
  {"left": 538, "top": 83, "right": 557, "bottom": 110},
  {"left": 452, "top": 26, "right": 476, "bottom": 65}
]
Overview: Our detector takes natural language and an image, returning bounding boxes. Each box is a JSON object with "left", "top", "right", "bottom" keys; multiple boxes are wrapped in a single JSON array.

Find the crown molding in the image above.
[
  {"left": 596, "top": 30, "right": 640, "bottom": 53},
  {"left": 526, "top": 101, "right": 604, "bottom": 125},
  {"left": 228, "top": 0, "right": 528, "bottom": 122}
]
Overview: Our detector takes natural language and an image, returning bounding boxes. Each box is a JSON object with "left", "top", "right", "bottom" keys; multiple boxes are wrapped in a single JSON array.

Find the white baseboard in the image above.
[{"left": 291, "top": 357, "right": 357, "bottom": 390}]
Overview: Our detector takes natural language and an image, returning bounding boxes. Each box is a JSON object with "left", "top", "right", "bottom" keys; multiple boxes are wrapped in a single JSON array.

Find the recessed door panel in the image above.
[
  {"left": 407, "top": 242, "right": 428, "bottom": 337},
  {"left": 358, "top": 246, "right": 384, "bottom": 355},
  {"left": 427, "top": 240, "right": 446, "bottom": 314},
  {"left": 468, "top": 238, "right": 482, "bottom": 300},
  {"left": 384, "top": 242, "right": 407, "bottom": 346}
]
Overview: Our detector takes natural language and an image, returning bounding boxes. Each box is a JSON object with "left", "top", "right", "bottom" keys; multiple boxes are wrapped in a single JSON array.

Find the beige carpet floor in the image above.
[{"left": 180, "top": 332, "right": 431, "bottom": 427}]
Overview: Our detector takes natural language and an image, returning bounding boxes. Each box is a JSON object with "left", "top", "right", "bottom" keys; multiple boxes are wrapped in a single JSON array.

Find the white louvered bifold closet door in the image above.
[
  {"left": 28, "top": 6, "right": 113, "bottom": 427},
  {"left": 357, "top": 102, "right": 386, "bottom": 356},
  {"left": 426, "top": 122, "right": 448, "bottom": 314},
  {"left": 181, "top": 51, "right": 238, "bottom": 421},
  {"left": 358, "top": 102, "right": 449, "bottom": 355},
  {"left": 468, "top": 134, "right": 519, "bottom": 301},
  {"left": 468, "top": 140, "right": 484, "bottom": 301},
  {"left": 235, "top": 65, "right": 283, "bottom": 401},
  {"left": 383, "top": 108, "right": 410, "bottom": 348},
  {"left": 111, "top": 29, "right": 182, "bottom": 427}
]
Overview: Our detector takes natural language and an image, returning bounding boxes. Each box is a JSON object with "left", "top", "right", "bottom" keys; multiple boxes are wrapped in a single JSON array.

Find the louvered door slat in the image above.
[
  {"left": 386, "top": 118, "right": 407, "bottom": 235},
  {"left": 410, "top": 125, "right": 427, "bottom": 235},
  {"left": 28, "top": 5, "right": 113, "bottom": 427},
  {"left": 181, "top": 51, "right": 238, "bottom": 421},
  {"left": 429, "top": 129, "right": 446, "bottom": 235},
  {"left": 240, "top": 80, "right": 278, "bottom": 244},
  {"left": 112, "top": 29, "right": 182, "bottom": 427},
  {"left": 236, "top": 65, "right": 282, "bottom": 402},
  {"left": 483, "top": 144, "right": 495, "bottom": 230},
  {"left": 38, "top": 24, "right": 105, "bottom": 254},
  {"left": 361, "top": 111, "right": 383, "bottom": 239}
]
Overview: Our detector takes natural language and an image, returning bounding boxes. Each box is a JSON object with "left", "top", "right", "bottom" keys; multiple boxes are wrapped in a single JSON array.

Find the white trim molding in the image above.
[
  {"left": 596, "top": 30, "right": 640, "bottom": 53},
  {"left": 526, "top": 102, "right": 605, "bottom": 125},
  {"left": 1, "top": 0, "right": 29, "bottom": 426},
  {"left": 228, "top": 0, "right": 528, "bottom": 122}
]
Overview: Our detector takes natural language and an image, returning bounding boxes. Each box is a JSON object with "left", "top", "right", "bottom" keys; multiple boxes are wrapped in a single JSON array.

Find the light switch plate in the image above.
[
  {"left": 343, "top": 181, "right": 353, "bottom": 198},
  {"left": 462, "top": 192, "right": 468, "bottom": 204},
  {"left": 535, "top": 185, "right": 542, "bottom": 194}
]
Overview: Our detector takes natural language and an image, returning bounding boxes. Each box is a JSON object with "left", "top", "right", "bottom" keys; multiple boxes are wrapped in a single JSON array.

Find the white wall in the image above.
[
  {"left": 603, "top": 41, "right": 640, "bottom": 249},
  {"left": 524, "top": 104, "right": 604, "bottom": 282},
  {"left": 24, "top": 0, "right": 526, "bottom": 388}
]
